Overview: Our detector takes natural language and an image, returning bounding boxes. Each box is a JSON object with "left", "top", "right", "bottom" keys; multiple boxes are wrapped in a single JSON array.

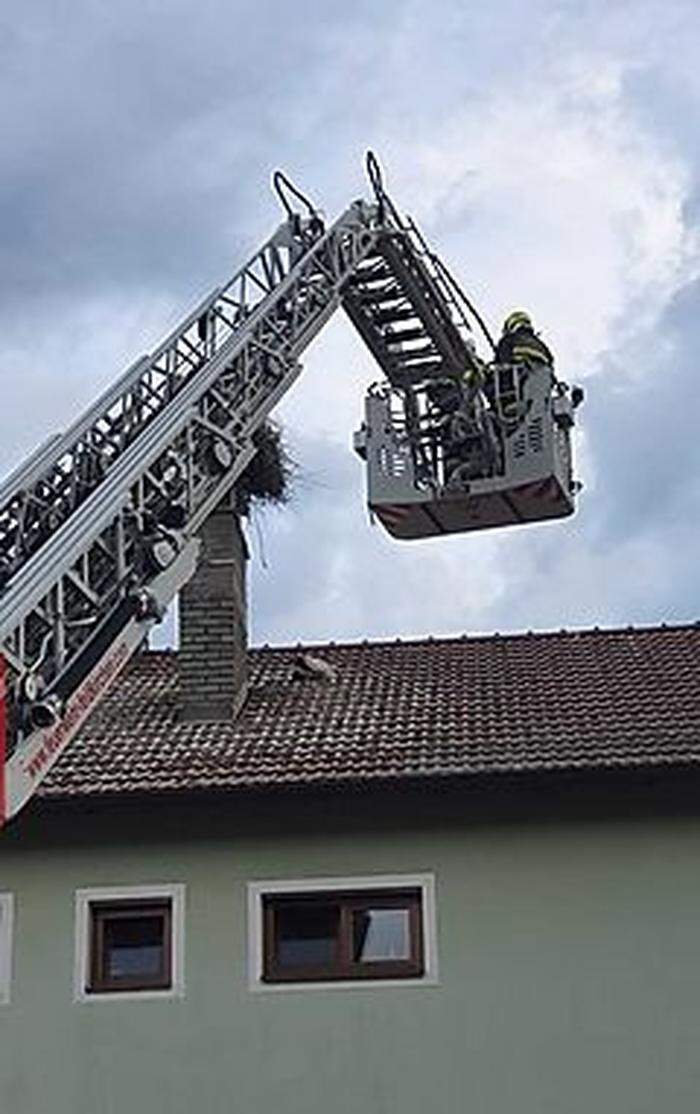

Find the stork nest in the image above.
[{"left": 234, "top": 421, "right": 295, "bottom": 515}]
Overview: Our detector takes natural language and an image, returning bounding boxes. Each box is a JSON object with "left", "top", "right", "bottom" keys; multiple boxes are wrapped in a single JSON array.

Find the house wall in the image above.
[{"left": 1, "top": 786, "right": 699, "bottom": 1114}]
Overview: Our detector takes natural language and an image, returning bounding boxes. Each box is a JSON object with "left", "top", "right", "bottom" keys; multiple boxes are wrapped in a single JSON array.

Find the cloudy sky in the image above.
[{"left": 1, "top": 0, "right": 699, "bottom": 647}]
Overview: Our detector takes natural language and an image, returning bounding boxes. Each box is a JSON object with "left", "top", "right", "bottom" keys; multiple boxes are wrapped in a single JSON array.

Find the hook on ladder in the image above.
[
  {"left": 271, "top": 170, "right": 319, "bottom": 222},
  {"left": 365, "top": 150, "right": 405, "bottom": 227}
]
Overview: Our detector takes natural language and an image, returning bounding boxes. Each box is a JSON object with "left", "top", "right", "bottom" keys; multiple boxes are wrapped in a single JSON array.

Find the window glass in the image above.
[
  {"left": 103, "top": 914, "right": 166, "bottom": 980},
  {"left": 276, "top": 903, "right": 339, "bottom": 969},
  {"left": 89, "top": 901, "right": 171, "bottom": 992},
  {"left": 353, "top": 908, "right": 411, "bottom": 962},
  {"left": 262, "top": 889, "right": 423, "bottom": 983}
]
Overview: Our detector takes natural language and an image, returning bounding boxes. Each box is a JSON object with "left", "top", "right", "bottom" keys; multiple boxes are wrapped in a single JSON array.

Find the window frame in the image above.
[
  {"left": 74, "top": 884, "right": 185, "bottom": 1003},
  {"left": 248, "top": 874, "right": 438, "bottom": 993},
  {"left": 88, "top": 898, "right": 173, "bottom": 994},
  {"left": 0, "top": 893, "right": 14, "bottom": 1006}
]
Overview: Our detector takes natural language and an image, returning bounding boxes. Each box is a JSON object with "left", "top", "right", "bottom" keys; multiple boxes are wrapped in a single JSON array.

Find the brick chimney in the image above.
[{"left": 178, "top": 500, "right": 248, "bottom": 722}]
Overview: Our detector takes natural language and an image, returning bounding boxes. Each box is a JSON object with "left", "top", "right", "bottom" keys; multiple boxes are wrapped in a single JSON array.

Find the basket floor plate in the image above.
[{"left": 373, "top": 476, "right": 573, "bottom": 540}]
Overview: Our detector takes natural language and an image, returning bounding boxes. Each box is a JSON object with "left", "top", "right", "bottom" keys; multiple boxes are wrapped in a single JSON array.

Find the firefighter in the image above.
[
  {"left": 487, "top": 311, "right": 552, "bottom": 429},
  {"left": 495, "top": 310, "right": 554, "bottom": 369},
  {"left": 428, "top": 341, "right": 499, "bottom": 487}
]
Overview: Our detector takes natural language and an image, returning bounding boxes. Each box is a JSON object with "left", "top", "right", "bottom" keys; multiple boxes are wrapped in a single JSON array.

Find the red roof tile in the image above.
[{"left": 39, "top": 623, "right": 700, "bottom": 800}]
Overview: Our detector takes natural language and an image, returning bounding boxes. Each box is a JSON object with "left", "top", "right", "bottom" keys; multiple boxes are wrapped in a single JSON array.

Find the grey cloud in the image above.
[
  {"left": 451, "top": 276, "right": 700, "bottom": 633},
  {"left": 588, "top": 279, "right": 700, "bottom": 546},
  {"left": 0, "top": 0, "right": 395, "bottom": 468},
  {"left": 0, "top": 0, "right": 394, "bottom": 312}
]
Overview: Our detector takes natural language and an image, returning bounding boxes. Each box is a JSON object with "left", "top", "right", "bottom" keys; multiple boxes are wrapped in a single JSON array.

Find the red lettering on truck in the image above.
[{"left": 22, "top": 643, "right": 129, "bottom": 782}]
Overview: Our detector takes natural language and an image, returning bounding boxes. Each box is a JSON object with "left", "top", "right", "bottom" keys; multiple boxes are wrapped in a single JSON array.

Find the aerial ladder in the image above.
[{"left": 0, "top": 154, "right": 582, "bottom": 826}]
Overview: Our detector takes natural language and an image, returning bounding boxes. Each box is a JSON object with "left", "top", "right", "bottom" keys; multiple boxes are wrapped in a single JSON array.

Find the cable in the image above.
[{"left": 434, "top": 258, "right": 498, "bottom": 356}]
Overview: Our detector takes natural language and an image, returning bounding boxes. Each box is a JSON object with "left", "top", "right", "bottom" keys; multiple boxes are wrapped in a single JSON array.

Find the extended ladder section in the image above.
[
  {"left": 342, "top": 219, "right": 478, "bottom": 387},
  {"left": 0, "top": 155, "right": 582, "bottom": 825},
  {"left": 0, "top": 194, "right": 389, "bottom": 822}
]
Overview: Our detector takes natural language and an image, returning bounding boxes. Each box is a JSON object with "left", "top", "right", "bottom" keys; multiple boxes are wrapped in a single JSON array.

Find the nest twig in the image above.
[{"left": 234, "top": 421, "right": 295, "bottom": 515}]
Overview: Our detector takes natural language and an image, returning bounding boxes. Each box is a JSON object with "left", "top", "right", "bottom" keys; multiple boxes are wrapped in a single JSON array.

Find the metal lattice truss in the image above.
[{"left": 0, "top": 200, "right": 387, "bottom": 736}]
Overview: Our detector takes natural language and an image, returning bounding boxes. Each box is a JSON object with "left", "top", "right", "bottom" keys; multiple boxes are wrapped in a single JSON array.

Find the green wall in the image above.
[{"left": 1, "top": 790, "right": 699, "bottom": 1114}]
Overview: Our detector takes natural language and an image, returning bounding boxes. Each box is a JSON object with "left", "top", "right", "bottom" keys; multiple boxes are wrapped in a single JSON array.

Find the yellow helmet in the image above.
[{"left": 503, "top": 310, "right": 532, "bottom": 333}]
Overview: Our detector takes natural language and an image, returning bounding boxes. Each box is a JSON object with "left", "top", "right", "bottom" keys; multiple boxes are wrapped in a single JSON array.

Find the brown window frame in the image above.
[
  {"left": 262, "top": 888, "right": 424, "bottom": 984},
  {"left": 87, "top": 899, "right": 173, "bottom": 994}
]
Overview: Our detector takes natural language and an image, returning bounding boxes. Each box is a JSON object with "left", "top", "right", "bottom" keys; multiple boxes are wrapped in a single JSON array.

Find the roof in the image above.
[{"left": 38, "top": 622, "right": 700, "bottom": 803}]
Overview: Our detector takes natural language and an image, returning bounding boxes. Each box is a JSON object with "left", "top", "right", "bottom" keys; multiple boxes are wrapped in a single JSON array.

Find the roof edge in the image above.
[{"left": 143, "top": 616, "right": 700, "bottom": 658}]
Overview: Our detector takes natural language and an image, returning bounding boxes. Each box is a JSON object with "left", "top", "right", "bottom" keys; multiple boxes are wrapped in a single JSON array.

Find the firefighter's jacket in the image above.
[{"left": 495, "top": 327, "right": 554, "bottom": 368}]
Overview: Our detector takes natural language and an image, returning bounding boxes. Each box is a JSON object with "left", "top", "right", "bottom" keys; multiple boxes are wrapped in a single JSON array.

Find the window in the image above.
[
  {"left": 248, "top": 874, "right": 438, "bottom": 991},
  {"left": 264, "top": 890, "right": 422, "bottom": 982},
  {"left": 89, "top": 900, "right": 172, "bottom": 993},
  {"left": 74, "top": 885, "right": 185, "bottom": 1002},
  {"left": 0, "top": 893, "right": 14, "bottom": 1005}
]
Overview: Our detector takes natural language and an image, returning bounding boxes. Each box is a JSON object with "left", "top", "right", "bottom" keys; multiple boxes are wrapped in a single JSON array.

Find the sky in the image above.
[{"left": 1, "top": 0, "right": 699, "bottom": 647}]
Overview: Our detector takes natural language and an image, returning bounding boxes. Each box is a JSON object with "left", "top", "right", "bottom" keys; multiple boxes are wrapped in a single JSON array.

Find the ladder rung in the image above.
[
  {"left": 373, "top": 307, "right": 418, "bottom": 325},
  {"left": 383, "top": 327, "right": 429, "bottom": 344},
  {"left": 359, "top": 287, "right": 404, "bottom": 306},
  {"left": 347, "top": 265, "right": 392, "bottom": 286},
  {"left": 392, "top": 347, "right": 439, "bottom": 363}
]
